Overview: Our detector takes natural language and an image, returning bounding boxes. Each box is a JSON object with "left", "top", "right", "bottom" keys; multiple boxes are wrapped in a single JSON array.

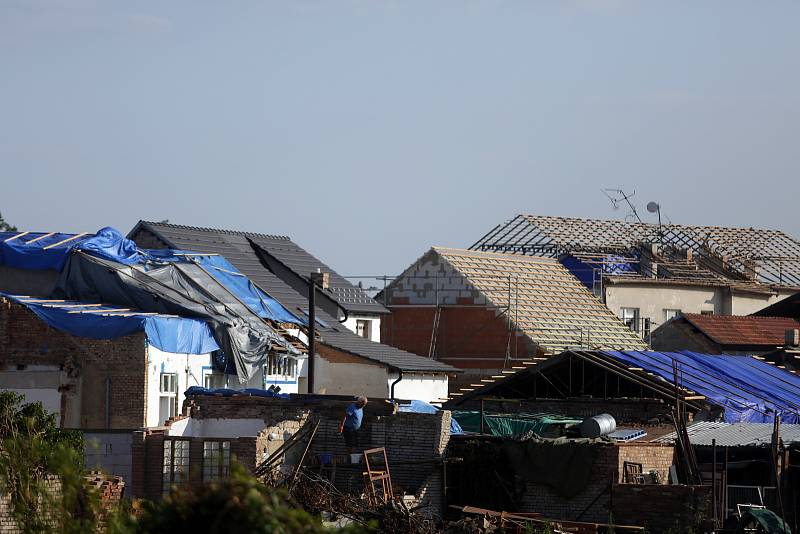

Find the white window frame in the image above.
[
  {"left": 620, "top": 307, "right": 640, "bottom": 333},
  {"left": 159, "top": 372, "right": 179, "bottom": 420},
  {"left": 264, "top": 353, "right": 297, "bottom": 382},
  {"left": 202, "top": 440, "right": 231, "bottom": 482},
  {"left": 162, "top": 439, "right": 190, "bottom": 494},
  {"left": 664, "top": 309, "right": 681, "bottom": 322},
  {"left": 204, "top": 371, "right": 226, "bottom": 390},
  {"left": 356, "top": 319, "right": 371, "bottom": 339}
]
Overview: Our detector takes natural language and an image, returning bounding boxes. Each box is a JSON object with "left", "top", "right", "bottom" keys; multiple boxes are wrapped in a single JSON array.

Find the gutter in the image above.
[{"left": 390, "top": 367, "right": 403, "bottom": 401}]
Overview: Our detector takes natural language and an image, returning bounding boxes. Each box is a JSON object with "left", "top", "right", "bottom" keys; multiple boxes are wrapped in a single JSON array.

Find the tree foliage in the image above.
[
  {"left": 113, "top": 463, "right": 368, "bottom": 534},
  {"left": 0, "top": 391, "right": 98, "bottom": 533},
  {"left": 0, "top": 211, "right": 17, "bottom": 232}
]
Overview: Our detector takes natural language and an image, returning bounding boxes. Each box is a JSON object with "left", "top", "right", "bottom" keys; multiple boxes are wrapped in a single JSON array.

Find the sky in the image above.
[{"left": 2, "top": 1, "right": 799, "bottom": 286}]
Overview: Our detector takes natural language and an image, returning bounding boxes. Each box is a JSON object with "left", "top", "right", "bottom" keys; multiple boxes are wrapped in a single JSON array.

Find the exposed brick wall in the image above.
[
  {"left": 382, "top": 307, "right": 540, "bottom": 370},
  {"left": 617, "top": 443, "right": 674, "bottom": 484},
  {"left": 611, "top": 484, "right": 712, "bottom": 533},
  {"left": 138, "top": 395, "right": 452, "bottom": 517},
  {"left": 0, "top": 299, "right": 148, "bottom": 429}
]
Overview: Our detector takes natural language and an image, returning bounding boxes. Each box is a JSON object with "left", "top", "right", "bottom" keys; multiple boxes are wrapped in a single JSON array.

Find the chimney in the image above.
[
  {"left": 786, "top": 328, "right": 800, "bottom": 347},
  {"left": 686, "top": 249, "right": 693, "bottom": 264}
]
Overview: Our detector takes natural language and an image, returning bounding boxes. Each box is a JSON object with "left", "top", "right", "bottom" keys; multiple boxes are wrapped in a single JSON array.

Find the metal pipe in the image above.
[
  {"left": 105, "top": 377, "right": 111, "bottom": 429},
  {"left": 713, "top": 438, "right": 718, "bottom": 527},
  {"left": 308, "top": 279, "right": 316, "bottom": 394},
  {"left": 390, "top": 368, "right": 403, "bottom": 401}
]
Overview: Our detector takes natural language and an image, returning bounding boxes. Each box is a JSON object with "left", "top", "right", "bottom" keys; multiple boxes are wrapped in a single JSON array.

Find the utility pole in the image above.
[{"left": 307, "top": 269, "right": 329, "bottom": 394}]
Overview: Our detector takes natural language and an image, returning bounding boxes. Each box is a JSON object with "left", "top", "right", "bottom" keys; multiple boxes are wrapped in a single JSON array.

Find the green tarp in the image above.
[
  {"left": 452, "top": 411, "right": 581, "bottom": 437},
  {"left": 736, "top": 508, "right": 792, "bottom": 534}
]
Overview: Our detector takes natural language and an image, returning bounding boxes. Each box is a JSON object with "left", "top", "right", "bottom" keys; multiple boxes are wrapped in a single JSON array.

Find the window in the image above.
[
  {"left": 664, "top": 309, "right": 681, "bottom": 322},
  {"left": 619, "top": 308, "right": 640, "bottom": 333},
  {"left": 203, "top": 441, "right": 231, "bottom": 482},
  {"left": 356, "top": 319, "right": 371, "bottom": 339},
  {"left": 701, "top": 309, "right": 714, "bottom": 316},
  {"left": 264, "top": 353, "right": 297, "bottom": 379},
  {"left": 204, "top": 372, "right": 226, "bottom": 390},
  {"left": 159, "top": 372, "right": 178, "bottom": 422},
  {"left": 162, "top": 439, "right": 190, "bottom": 494}
]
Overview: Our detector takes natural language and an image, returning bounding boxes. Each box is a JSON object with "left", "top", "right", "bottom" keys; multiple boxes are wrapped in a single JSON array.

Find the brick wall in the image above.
[
  {"left": 0, "top": 298, "right": 148, "bottom": 429},
  {"left": 382, "top": 306, "right": 540, "bottom": 371},
  {"left": 611, "top": 484, "right": 712, "bottom": 533},
  {"left": 135, "top": 395, "right": 452, "bottom": 516},
  {"left": 617, "top": 443, "right": 674, "bottom": 484}
]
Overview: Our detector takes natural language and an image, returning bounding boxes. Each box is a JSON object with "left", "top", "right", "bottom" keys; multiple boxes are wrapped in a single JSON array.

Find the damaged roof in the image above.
[
  {"left": 129, "top": 221, "right": 387, "bottom": 315},
  {"left": 472, "top": 214, "right": 800, "bottom": 287},
  {"left": 129, "top": 221, "right": 456, "bottom": 374},
  {"left": 655, "top": 421, "right": 800, "bottom": 447},
  {"left": 681, "top": 313, "right": 800, "bottom": 347},
  {"left": 386, "top": 247, "right": 646, "bottom": 352}
]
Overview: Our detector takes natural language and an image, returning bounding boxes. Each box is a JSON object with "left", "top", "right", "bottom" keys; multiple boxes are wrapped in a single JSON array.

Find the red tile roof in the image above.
[{"left": 683, "top": 314, "right": 800, "bottom": 347}]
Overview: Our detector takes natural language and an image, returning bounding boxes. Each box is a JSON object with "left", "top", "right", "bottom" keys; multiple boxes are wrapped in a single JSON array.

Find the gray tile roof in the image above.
[
  {"left": 320, "top": 330, "right": 459, "bottom": 373},
  {"left": 132, "top": 221, "right": 387, "bottom": 315},
  {"left": 129, "top": 221, "right": 455, "bottom": 373},
  {"left": 654, "top": 421, "right": 800, "bottom": 447}
]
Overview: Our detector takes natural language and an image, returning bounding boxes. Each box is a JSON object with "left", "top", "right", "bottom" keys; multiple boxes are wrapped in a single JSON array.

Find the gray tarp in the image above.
[
  {"left": 503, "top": 437, "right": 605, "bottom": 498},
  {"left": 53, "top": 251, "right": 296, "bottom": 383}
]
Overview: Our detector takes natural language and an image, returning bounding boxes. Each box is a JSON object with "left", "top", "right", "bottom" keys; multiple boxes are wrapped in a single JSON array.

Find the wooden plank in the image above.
[
  {"left": 3, "top": 231, "right": 29, "bottom": 243},
  {"left": 25, "top": 232, "right": 56, "bottom": 244},
  {"left": 42, "top": 232, "right": 89, "bottom": 250},
  {"left": 68, "top": 308, "right": 130, "bottom": 314}
]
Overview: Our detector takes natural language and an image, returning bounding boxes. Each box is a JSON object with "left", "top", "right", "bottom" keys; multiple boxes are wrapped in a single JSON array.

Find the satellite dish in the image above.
[{"left": 646, "top": 201, "right": 660, "bottom": 213}]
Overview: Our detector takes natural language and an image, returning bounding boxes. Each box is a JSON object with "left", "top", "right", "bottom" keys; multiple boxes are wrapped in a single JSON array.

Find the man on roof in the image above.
[{"left": 339, "top": 396, "right": 368, "bottom": 457}]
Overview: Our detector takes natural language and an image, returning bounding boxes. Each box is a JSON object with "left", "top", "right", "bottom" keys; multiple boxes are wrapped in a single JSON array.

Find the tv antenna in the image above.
[{"left": 602, "top": 188, "right": 642, "bottom": 223}]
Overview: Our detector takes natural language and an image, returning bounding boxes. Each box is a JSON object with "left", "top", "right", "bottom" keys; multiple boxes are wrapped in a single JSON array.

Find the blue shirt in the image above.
[{"left": 344, "top": 403, "right": 363, "bottom": 430}]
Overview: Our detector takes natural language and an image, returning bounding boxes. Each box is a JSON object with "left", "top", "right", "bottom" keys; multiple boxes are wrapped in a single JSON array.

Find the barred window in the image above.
[
  {"left": 203, "top": 441, "right": 231, "bottom": 482},
  {"left": 162, "top": 439, "right": 190, "bottom": 494}
]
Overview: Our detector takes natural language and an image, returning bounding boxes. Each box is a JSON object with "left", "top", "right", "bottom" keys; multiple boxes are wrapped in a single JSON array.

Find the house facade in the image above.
[
  {"left": 380, "top": 247, "right": 645, "bottom": 392},
  {"left": 128, "top": 221, "right": 458, "bottom": 402},
  {"left": 472, "top": 215, "right": 800, "bottom": 341}
]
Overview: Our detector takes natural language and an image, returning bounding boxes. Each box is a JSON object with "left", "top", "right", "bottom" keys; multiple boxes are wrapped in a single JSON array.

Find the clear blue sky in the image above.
[{"left": 2, "top": 1, "right": 799, "bottom": 282}]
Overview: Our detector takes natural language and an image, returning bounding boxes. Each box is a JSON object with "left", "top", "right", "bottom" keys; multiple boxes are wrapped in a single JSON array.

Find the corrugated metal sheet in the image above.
[{"left": 655, "top": 421, "right": 800, "bottom": 447}]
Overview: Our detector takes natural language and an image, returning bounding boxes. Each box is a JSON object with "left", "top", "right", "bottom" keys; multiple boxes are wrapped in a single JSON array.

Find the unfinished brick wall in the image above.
[
  {"left": 0, "top": 299, "right": 148, "bottom": 429},
  {"left": 382, "top": 306, "right": 539, "bottom": 372},
  {"left": 611, "top": 484, "right": 712, "bottom": 533},
  {"left": 139, "top": 395, "right": 453, "bottom": 516},
  {"left": 617, "top": 443, "right": 674, "bottom": 484}
]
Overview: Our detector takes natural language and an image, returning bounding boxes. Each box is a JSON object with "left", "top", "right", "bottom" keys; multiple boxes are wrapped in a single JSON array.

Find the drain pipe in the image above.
[{"left": 390, "top": 368, "right": 403, "bottom": 402}]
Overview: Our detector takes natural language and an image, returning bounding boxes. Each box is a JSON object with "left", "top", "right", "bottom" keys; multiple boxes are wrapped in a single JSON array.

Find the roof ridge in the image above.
[
  {"left": 433, "top": 246, "right": 559, "bottom": 263},
  {"left": 519, "top": 213, "right": 791, "bottom": 235},
  {"left": 140, "top": 220, "right": 291, "bottom": 241}
]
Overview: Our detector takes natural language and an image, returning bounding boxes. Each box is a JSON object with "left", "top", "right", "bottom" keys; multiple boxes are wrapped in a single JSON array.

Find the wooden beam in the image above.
[
  {"left": 68, "top": 308, "right": 130, "bottom": 314},
  {"left": 25, "top": 232, "right": 56, "bottom": 244},
  {"left": 42, "top": 232, "right": 89, "bottom": 250},
  {"left": 3, "top": 231, "right": 29, "bottom": 242}
]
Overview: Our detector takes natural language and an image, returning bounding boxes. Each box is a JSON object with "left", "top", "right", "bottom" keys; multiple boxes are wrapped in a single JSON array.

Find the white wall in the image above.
[
  {"left": 730, "top": 289, "right": 797, "bottom": 315},
  {"left": 167, "top": 417, "right": 267, "bottom": 438},
  {"left": 0, "top": 365, "right": 79, "bottom": 426},
  {"left": 605, "top": 284, "right": 722, "bottom": 333},
  {"left": 388, "top": 372, "right": 449, "bottom": 404},
  {"left": 145, "top": 346, "right": 303, "bottom": 427},
  {"left": 605, "top": 284, "right": 798, "bottom": 337},
  {"left": 341, "top": 315, "right": 382, "bottom": 342},
  {"left": 314, "top": 355, "right": 390, "bottom": 397}
]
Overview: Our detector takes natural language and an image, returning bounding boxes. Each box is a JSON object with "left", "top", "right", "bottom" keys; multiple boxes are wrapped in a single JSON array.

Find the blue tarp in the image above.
[
  {"left": 184, "top": 386, "right": 289, "bottom": 399},
  {"left": 0, "top": 232, "right": 92, "bottom": 271},
  {"left": 75, "top": 227, "right": 143, "bottom": 265},
  {"left": 1, "top": 293, "right": 219, "bottom": 355},
  {"left": 603, "top": 350, "right": 800, "bottom": 424},
  {"left": 398, "top": 399, "right": 464, "bottom": 434},
  {"left": 560, "top": 254, "right": 638, "bottom": 291}
]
